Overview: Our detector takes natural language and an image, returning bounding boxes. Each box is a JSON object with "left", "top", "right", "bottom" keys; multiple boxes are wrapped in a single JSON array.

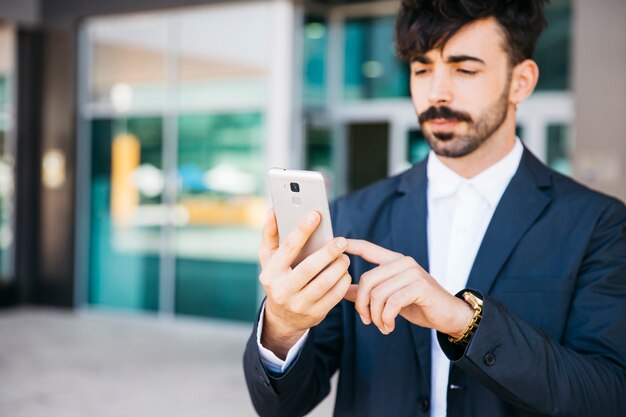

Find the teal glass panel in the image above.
[
  {"left": 305, "top": 126, "right": 336, "bottom": 198},
  {"left": 547, "top": 124, "right": 571, "bottom": 175},
  {"left": 306, "top": 127, "right": 333, "bottom": 170},
  {"left": 303, "top": 16, "right": 328, "bottom": 106},
  {"left": 0, "top": 77, "right": 7, "bottom": 112},
  {"left": 89, "top": 117, "right": 163, "bottom": 311},
  {"left": 174, "top": 112, "right": 264, "bottom": 322},
  {"left": 0, "top": 28, "right": 15, "bottom": 282},
  {"left": 344, "top": 16, "right": 409, "bottom": 100},
  {"left": 535, "top": 0, "right": 571, "bottom": 90},
  {"left": 0, "top": 124, "right": 9, "bottom": 280}
]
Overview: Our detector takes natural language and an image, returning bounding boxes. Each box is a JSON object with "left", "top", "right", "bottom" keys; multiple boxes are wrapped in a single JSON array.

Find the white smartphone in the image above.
[{"left": 268, "top": 168, "right": 334, "bottom": 267}]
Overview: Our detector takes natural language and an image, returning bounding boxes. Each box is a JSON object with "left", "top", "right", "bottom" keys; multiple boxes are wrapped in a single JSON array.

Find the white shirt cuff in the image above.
[{"left": 256, "top": 302, "right": 310, "bottom": 374}]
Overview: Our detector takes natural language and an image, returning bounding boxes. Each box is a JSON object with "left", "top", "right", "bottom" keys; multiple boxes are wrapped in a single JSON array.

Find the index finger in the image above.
[{"left": 345, "top": 239, "right": 403, "bottom": 265}]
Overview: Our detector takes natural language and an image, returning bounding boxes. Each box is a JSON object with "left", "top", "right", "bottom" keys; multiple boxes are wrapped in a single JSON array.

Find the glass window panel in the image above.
[
  {"left": 87, "top": 15, "right": 168, "bottom": 110},
  {"left": 89, "top": 117, "right": 163, "bottom": 311},
  {"left": 177, "top": 3, "right": 271, "bottom": 109},
  {"left": 174, "top": 112, "right": 264, "bottom": 321},
  {"left": 0, "top": 25, "right": 15, "bottom": 282},
  {"left": 344, "top": 16, "right": 409, "bottom": 101},
  {"left": 303, "top": 16, "right": 328, "bottom": 106},
  {"left": 534, "top": 0, "right": 571, "bottom": 91},
  {"left": 407, "top": 129, "right": 430, "bottom": 165},
  {"left": 305, "top": 126, "right": 336, "bottom": 198},
  {"left": 547, "top": 124, "right": 571, "bottom": 175}
]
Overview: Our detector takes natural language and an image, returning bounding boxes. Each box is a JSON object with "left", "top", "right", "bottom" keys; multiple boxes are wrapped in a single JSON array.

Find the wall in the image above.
[{"left": 573, "top": 0, "right": 626, "bottom": 202}]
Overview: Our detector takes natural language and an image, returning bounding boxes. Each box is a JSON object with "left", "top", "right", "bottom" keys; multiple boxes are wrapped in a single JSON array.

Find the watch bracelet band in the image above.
[{"left": 448, "top": 291, "right": 483, "bottom": 346}]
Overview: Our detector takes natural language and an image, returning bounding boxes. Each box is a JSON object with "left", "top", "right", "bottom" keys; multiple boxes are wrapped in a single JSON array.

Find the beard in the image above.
[{"left": 418, "top": 81, "right": 511, "bottom": 158}]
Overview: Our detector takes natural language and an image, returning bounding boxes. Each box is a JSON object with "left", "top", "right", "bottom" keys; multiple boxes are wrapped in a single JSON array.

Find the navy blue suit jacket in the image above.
[{"left": 244, "top": 149, "right": 626, "bottom": 417}]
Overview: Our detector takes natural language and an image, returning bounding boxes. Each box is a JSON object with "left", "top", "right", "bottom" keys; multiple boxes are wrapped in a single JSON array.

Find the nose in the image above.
[{"left": 427, "top": 69, "right": 453, "bottom": 105}]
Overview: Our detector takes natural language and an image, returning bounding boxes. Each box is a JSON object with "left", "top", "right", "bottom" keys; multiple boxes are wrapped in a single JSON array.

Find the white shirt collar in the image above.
[{"left": 427, "top": 138, "right": 524, "bottom": 208}]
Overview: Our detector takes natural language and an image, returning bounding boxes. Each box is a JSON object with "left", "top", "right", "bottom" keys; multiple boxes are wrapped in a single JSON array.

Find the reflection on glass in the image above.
[
  {"left": 547, "top": 124, "right": 571, "bottom": 175},
  {"left": 88, "top": 16, "right": 168, "bottom": 110},
  {"left": 89, "top": 117, "right": 163, "bottom": 311},
  {"left": 303, "top": 16, "right": 328, "bottom": 106},
  {"left": 175, "top": 113, "right": 264, "bottom": 321},
  {"left": 344, "top": 16, "right": 409, "bottom": 100},
  {"left": 0, "top": 25, "right": 15, "bottom": 282}
]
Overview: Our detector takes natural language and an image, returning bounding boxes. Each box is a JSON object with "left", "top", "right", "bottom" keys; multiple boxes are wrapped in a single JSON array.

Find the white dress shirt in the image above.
[
  {"left": 428, "top": 138, "right": 523, "bottom": 417},
  {"left": 258, "top": 138, "right": 524, "bottom": 415}
]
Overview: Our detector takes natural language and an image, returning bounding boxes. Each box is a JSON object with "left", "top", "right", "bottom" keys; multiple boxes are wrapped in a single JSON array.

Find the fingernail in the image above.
[
  {"left": 336, "top": 237, "right": 347, "bottom": 249},
  {"left": 306, "top": 211, "right": 318, "bottom": 225}
]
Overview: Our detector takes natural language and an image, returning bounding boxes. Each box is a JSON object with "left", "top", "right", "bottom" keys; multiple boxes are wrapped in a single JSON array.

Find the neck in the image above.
[{"left": 436, "top": 118, "right": 517, "bottom": 179}]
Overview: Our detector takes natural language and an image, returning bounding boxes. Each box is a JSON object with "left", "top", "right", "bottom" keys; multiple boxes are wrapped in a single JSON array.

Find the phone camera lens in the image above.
[{"left": 290, "top": 182, "right": 300, "bottom": 192}]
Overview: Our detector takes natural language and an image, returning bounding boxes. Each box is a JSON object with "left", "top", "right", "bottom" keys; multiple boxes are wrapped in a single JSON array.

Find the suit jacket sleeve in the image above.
[
  {"left": 243, "top": 300, "right": 343, "bottom": 417},
  {"left": 243, "top": 201, "right": 347, "bottom": 417},
  {"left": 438, "top": 198, "right": 626, "bottom": 416}
]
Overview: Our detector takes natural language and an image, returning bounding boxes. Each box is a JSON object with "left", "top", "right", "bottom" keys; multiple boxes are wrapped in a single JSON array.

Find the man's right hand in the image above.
[{"left": 258, "top": 208, "right": 352, "bottom": 360}]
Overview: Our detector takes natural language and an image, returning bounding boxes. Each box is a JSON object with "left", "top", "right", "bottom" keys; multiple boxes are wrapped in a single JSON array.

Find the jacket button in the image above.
[
  {"left": 484, "top": 352, "right": 496, "bottom": 366},
  {"left": 418, "top": 396, "right": 430, "bottom": 412}
]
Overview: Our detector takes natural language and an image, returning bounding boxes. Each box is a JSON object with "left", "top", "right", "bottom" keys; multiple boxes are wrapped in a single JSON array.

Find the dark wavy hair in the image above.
[{"left": 395, "top": 0, "right": 549, "bottom": 65}]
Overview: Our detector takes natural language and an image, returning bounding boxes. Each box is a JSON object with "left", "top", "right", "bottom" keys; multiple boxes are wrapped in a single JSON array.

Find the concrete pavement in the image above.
[{"left": 0, "top": 308, "right": 336, "bottom": 417}]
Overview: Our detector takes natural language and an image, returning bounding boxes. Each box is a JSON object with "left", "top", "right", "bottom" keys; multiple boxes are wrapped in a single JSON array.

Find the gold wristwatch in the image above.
[{"left": 448, "top": 291, "right": 483, "bottom": 346}]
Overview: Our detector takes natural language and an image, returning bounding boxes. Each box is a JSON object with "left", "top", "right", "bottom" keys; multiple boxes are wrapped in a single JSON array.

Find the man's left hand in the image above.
[{"left": 344, "top": 239, "right": 473, "bottom": 337}]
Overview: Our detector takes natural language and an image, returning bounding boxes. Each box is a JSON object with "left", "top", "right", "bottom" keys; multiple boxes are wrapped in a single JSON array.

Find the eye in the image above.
[
  {"left": 457, "top": 69, "right": 478, "bottom": 75},
  {"left": 413, "top": 69, "right": 428, "bottom": 76}
]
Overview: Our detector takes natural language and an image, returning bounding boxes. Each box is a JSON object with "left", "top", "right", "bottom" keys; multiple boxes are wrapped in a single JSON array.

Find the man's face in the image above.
[{"left": 410, "top": 18, "right": 514, "bottom": 158}]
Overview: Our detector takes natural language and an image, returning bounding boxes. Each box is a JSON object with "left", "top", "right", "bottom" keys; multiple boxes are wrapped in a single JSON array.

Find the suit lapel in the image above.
[
  {"left": 387, "top": 149, "right": 553, "bottom": 392},
  {"left": 466, "top": 149, "right": 553, "bottom": 293},
  {"left": 390, "top": 157, "right": 431, "bottom": 394}
]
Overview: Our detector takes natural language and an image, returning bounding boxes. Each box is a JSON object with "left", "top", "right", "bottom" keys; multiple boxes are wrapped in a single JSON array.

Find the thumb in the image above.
[{"left": 344, "top": 284, "right": 358, "bottom": 302}]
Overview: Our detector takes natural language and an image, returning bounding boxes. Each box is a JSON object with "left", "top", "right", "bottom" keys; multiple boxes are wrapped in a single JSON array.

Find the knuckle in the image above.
[
  {"left": 386, "top": 294, "right": 399, "bottom": 309},
  {"left": 359, "top": 270, "right": 371, "bottom": 285},
  {"left": 370, "top": 288, "right": 382, "bottom": 303},
  {"left": 334, "top": 256, "right": 349, "bottom": 271},
  {"left": 404, "top": 255, "right": 418, "bottom": 267},
  {"left": 308, "top": 305, "right": 324, "bottom": 320},
  {"left": 282, "top": 238, "right": 296, "bottom": 252},
  {"left": 298, "top": 219, "right": 312, "bottom": 233},
  {"left": 326, "top": 240, "right": 340, "bottom": 255},
  {"left": 273, "top": 291, "right": 288, "bottom": 306},
  {"left": 290, "top": 299, "right": 306, "bottom": 315}
]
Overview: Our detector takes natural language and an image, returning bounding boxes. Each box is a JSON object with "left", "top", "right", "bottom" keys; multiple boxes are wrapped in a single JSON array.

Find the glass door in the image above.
[{"left": 79, "top": 3, "right": 278, "bottom": 321}]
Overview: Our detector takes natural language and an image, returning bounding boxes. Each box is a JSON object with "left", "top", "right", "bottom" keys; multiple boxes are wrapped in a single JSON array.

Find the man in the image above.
[{"left": 243, "top": 0, "right": 626, "bottom": 416}]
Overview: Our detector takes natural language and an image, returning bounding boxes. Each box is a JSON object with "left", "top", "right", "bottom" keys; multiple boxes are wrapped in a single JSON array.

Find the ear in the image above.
[{"left": 509, "top": 59, "right": 539, "bottom": 105}]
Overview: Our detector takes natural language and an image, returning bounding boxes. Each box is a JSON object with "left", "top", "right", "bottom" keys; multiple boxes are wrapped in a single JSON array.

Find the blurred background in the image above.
[{"left": 0, "top": 0, "right": 624, "bottom": 415}]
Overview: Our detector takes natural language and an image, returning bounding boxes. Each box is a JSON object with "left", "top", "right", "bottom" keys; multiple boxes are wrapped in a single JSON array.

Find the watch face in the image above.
[{"left": 463, "top": 291, "right": 483, "bottom": 309}]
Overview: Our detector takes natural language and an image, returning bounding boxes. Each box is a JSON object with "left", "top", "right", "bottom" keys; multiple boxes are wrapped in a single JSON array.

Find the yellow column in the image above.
[{"left": 111, "top": 133, "right": 140, "bottom": 227}]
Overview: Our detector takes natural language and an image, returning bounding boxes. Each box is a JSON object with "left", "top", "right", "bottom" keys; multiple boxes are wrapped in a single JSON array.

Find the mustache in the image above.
[{"left": 418, "top": 106, "right": 473, "bottom": 124}]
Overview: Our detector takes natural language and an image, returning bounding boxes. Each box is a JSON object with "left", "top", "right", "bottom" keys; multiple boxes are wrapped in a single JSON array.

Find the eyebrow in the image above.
[{"left": 413, "top": 55, "right": 486, "bottom": 65}]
